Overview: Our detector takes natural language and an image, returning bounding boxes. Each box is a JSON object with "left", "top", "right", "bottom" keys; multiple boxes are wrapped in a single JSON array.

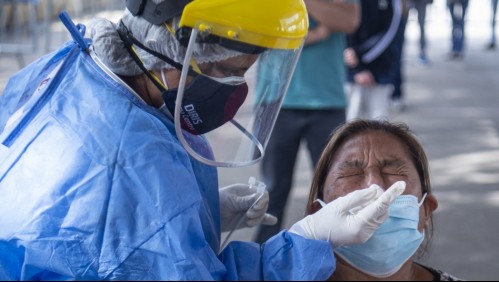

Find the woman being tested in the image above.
[
  {"left": 297, "top": 119, "right": 462, "bottom": 281},
  {"left": 0, "top": 0, "right": 402, "bottom": 280}
]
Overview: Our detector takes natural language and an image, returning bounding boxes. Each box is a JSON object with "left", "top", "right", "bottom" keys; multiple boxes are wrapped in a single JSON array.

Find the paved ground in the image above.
[{"left": 1, "top": 0, "right": 498, "bottom": 280}]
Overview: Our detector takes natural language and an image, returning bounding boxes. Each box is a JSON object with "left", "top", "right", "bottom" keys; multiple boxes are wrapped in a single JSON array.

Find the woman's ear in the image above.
[{"left": 423, "top": 193, "right": 438, "bottom": 225}]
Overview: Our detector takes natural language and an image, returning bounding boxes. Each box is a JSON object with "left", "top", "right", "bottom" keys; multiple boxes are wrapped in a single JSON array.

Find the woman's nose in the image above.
[{"left": 364, "top": 167, "right": 386, "bottom": 189}]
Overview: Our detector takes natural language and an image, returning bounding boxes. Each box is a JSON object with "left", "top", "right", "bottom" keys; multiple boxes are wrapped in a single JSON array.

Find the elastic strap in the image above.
[
  {"left": 117, "top": 21, "right": 198, "bottom": 77},
  {"left": 116, "top": 22, "right": 166, "bottom": 91}
]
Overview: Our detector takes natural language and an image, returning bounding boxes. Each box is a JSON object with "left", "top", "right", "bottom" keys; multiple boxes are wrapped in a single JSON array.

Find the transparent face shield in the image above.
[{"left": 173, "top": 28, "right": 303, "bottom": 167}]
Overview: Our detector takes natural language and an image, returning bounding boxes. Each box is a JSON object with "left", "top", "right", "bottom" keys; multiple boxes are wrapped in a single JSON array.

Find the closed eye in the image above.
[
  {"left": 382, "top": 171, "right": 404, "bottom": 176},
  {"left": 335, "top": 160, "right": 365, "bottom": 179},
  {"left": 380, "top": 159, "right": 408, "bottom": 176},
  {"left": 337, "top": 171, "right": 364, "bottom": 178}
]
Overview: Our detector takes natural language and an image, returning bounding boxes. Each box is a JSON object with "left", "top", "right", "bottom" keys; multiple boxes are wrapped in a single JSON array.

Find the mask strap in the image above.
[
  {"left": 145, "top": 69, "right": 169, "bottom": 92},
  {"left": 315, "top": 199, "right": 327, "bottom": 208},
  {"left": 117, "top": 20, "right": 199, "bottom": 77},
  {"left": 160, "top": 69, "right": 169, "bottom": 90},
  {"left": 418, "top": 193, "right": 428, "bottom": 207}
]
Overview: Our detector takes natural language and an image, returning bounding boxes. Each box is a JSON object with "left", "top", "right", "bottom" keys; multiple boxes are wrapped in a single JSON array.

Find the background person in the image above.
[
  {"left": 409, "top": 0, "right": 433, "bottom": 64},
  {"left": 391, "top": 0, "right": 410, "bottom": 113},
  {"left": 447, "top": 0, "right": 469, "bottom": 59},
  {"left": 344, "top": 0, "right": 403, "bottom": 121},
  {"left": 486, "top": 0, "right": 498, "bottom": 50},
  {"left": 304, "top": 119, "right": 463, "bottom": 281}
]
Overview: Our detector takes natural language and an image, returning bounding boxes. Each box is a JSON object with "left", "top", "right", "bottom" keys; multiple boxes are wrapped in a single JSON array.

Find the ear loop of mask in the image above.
[
  {"left": 157, "top": 72, "right": 172, "bottom": 118},
  {"left": 160, "top": 69, "right": 169, "bottom": 89},
  {"left": 315, "top": 198, "right": 327, "bottom": 208},
  {"left": 418, "top": 193, "right": 428, "bottom": 207}
]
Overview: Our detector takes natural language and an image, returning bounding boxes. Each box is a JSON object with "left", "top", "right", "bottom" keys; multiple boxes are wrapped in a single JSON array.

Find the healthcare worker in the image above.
[{"left": 0, "top": 0, "right": 404, "bottom": 280}]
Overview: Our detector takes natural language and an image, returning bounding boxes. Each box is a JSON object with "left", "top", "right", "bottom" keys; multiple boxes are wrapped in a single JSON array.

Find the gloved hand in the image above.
[
  {"left": 219, "top": 180, "right": 278, "bottom": 233},
  {"left": 289, "top": 181, "right": 406, "bottom": 248}
]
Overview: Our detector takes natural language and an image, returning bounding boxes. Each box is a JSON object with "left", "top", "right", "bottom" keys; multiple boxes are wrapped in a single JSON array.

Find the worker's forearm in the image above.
[{"left": 305, "top": 0, "right": 360, "bottom": 33}]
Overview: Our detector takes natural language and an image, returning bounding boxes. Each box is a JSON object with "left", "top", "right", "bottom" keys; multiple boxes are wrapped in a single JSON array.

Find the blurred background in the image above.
[
  {"left": 0, "top": 0, "right": 122, "bottom": 68},
  {"left": 1, "top": 0, "right": 498, "bottom": 280}
]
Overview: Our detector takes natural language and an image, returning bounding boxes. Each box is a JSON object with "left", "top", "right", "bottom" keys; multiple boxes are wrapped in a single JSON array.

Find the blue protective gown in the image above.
[{"left": 0, "top": 27, "right": 335, "bottom": 280}]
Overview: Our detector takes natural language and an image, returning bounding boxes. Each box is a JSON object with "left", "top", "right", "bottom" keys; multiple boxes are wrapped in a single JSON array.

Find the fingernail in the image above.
[
  {"left": 394, "top": 181, "right": 406, "bottom": 191},
  {"left": 390, "top": 181, "right": 406, "bottom": 195},
  {"left": 368, "top": 184, "right": 384, "bottom": 197}
]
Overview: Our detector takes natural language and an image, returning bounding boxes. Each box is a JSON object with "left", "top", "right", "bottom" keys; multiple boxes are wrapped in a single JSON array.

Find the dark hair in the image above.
[{"left": 306, "top": 119, "right": 434, "bottom": 258}]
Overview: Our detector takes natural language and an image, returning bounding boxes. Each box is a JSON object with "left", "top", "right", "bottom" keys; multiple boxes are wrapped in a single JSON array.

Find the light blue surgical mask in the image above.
[{"left": 334, "top": 193, "right": 427, "bottom": 278}]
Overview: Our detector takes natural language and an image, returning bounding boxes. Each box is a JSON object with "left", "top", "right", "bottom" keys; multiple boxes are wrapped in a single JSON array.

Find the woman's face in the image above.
[{"left": 322, "top": 130, "right": 432, "bottom": 230}]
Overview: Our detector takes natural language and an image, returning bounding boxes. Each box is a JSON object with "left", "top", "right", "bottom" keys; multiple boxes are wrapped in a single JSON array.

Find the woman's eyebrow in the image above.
[
  {"left": 337, "top": 158, "right": 406, "bottom": 169},
  {"left": 377, "top": 158, "right": 406, "bottom": 167},
  {"left": 338, "top": 160, "right": 364, "bottom": 169}
]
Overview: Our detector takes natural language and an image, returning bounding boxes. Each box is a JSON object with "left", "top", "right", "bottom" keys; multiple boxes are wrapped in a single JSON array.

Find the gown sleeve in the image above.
[{"left": 221, "top": 231, "right": 336, "bottom": 281}]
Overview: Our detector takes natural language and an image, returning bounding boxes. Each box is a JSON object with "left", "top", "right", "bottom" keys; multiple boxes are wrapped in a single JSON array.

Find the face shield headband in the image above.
[{"left": 116, "top": 21, "right": 249, "bottom": 136}]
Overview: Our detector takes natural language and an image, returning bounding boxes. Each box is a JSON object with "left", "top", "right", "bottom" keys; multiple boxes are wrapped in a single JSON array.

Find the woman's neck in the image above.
[{"left": 329, "top": 258, "right": 433, "bottom": 281}]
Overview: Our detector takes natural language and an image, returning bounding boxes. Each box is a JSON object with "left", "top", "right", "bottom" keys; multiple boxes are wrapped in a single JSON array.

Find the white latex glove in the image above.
[
  {"left": 289, "top": 181, "right": 406, "bottom": 248},
  {"left": 219, "top": 179, "right": 278, "bottom": 233}
]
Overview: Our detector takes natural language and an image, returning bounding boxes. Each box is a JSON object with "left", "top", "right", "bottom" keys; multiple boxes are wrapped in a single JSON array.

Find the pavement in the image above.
[{"left": 1, "top": 0, "right": 498, "bottom": 280}]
